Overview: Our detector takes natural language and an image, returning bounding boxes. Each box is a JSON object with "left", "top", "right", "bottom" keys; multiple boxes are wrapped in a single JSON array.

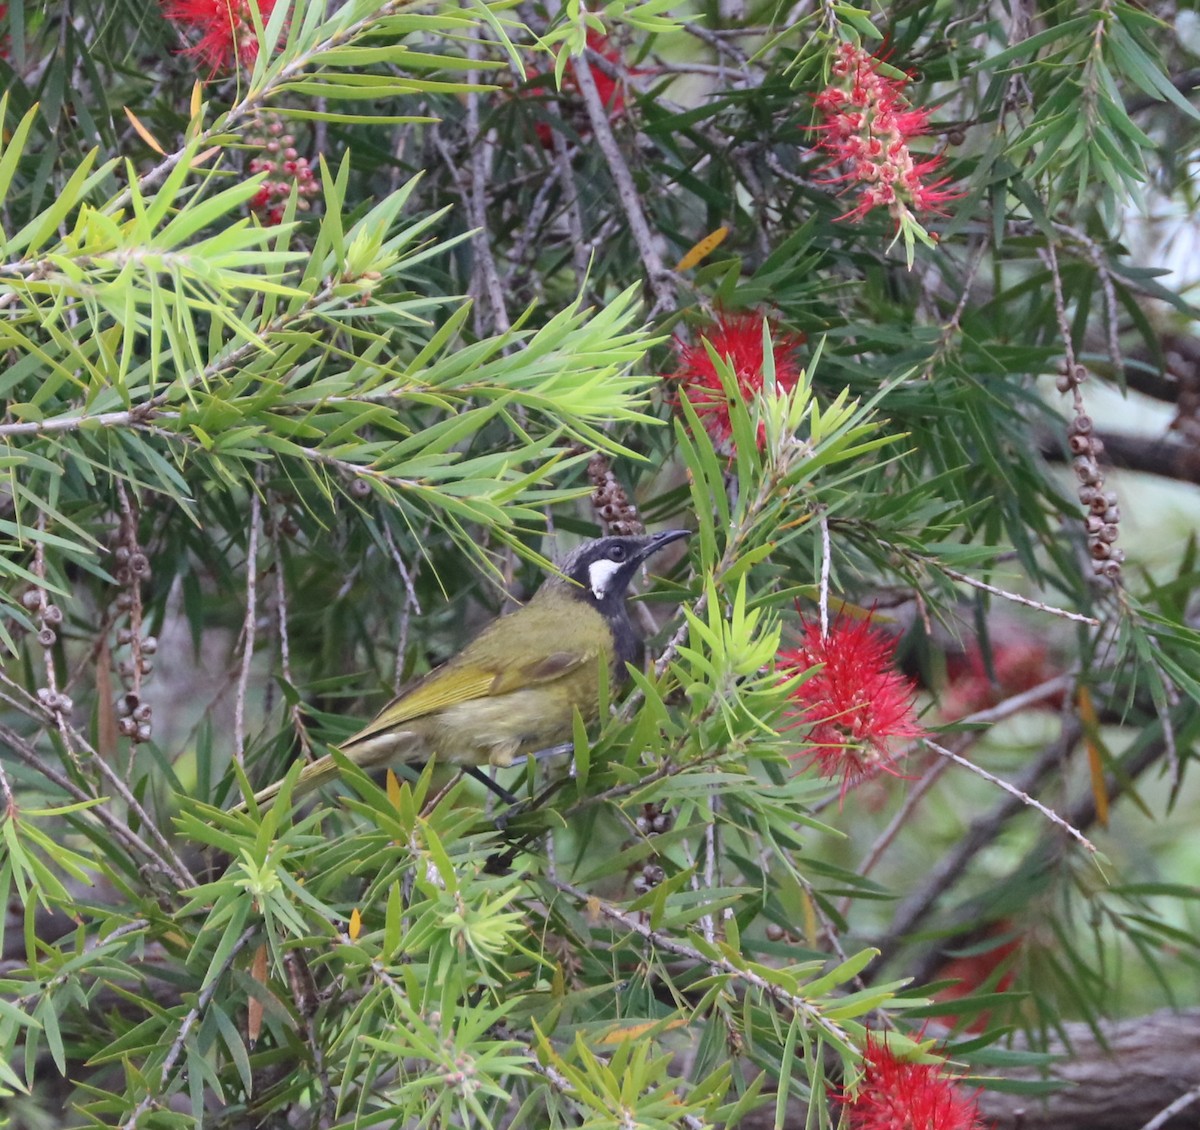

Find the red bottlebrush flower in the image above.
[
  {"left": 526, "top": 32, "right": 635, "bottom": 148},
  {"left": 669, "top": 312, "right": 805, "bottom": 450},
  {"left": 810, "top": 42, "right": 960, "bottom": 226},
  {"left": 840, "top": 1034, "right": 987, "bottom": 1130},
  {"left": 778, "top": 616, "right": 924, "bottom": 800},
  {"left": 579, "top": 31, "right": 629, "bottom": 116},
  {"left": 939, "top": 640, "right": 1062, "bottom": 721},
  {"left": 930, "top": 922, "right": 1021, "bottom": 1033},
  {"left": 163, "top": 0, "right": 278, "bottom": 73}
]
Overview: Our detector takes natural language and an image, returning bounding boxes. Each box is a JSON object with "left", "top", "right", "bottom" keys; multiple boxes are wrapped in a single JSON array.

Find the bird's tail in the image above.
[{"left": 233, "top": 730, "right": 421, "bottom": 814}]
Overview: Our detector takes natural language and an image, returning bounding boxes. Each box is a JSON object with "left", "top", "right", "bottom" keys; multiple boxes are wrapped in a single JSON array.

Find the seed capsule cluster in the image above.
[
  {"left": 630, "top": 803, "right": 674, "bottom": 895},
  {"left": 632, "top": 863, "right": 666, "bottom": 895},
  {"left": 1057, "top": 365, "right": 1123, "bottom": 583},
  {"left": 635, "top": 801, "right": 673, "bottom": 836},
  {"left": 112, "top": 502, "right": 155, "bottom": 744},
  {"left": 21, "top": 587, "right": 63, "bottom": 651},
  {"left": 588, "top": 452, "right": 643, "bottom": 536}
]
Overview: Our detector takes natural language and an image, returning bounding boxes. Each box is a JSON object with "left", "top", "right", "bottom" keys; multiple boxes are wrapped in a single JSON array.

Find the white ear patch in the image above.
[{"left": 588, "top": 558, "right": 624, "bottom": 599}]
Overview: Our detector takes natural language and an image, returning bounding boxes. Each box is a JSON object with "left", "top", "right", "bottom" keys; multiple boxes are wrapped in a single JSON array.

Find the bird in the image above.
[{"left": 240, "top": 529, "right": 690, "bottom": 811}]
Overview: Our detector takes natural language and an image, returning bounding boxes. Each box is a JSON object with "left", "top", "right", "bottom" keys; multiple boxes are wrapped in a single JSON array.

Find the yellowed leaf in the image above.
[
  {"left": 248, "top": 943, "right": 268, "bottom": 1046},
  {"left": 387, "top": 768, "right": 402, "bottom": 809},
  {"left": 596, "top": 1018, "right": 686, "bottom": 1046},
  {"left": 1077, "top": 685, "right": 1109, "bottom": 828},
  {"left": 124, "top": 107, "right": 165, "bottom": 155},
  {"left": 96, "top": 638, "right": 117, "bottom": 761},
  {"left": 800, "top": 887, "right": 818, "bottom": 949},
  {"left": 348, "top": 907, "right": 362, "bottom": 941},
  {"left": 674, "top": 225, "right": 730, "bottom": 271}
]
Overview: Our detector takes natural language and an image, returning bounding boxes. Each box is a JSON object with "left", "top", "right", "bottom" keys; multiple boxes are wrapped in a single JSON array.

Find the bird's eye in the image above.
[{"left": 608, "top": 544, "right": 627, "bottom": 562}]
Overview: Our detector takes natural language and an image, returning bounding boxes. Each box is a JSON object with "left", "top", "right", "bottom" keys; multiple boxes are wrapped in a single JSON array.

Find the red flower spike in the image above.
[
  {"left": 810, "top": 43, "right": 961, "bottom": 226},
  {"left": 669, "top": 313, "right": 805, "bottom": 450},
  {"left": 163, "top": 0, "right": 278, "bottom": 74},
  {"left": 778, "top": 616, "right": 924, "bottom": 801},
  {"left": 525, "top": 32, "right": 636, "bottom": 148},
  {"left": 839, "top": 1034, "right": 987, "bottom": 1130}
]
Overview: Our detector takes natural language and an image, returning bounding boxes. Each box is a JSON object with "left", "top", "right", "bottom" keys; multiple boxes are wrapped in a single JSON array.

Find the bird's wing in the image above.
[{"left": 343, "top": 645, "right": 603, "bottom": 749}]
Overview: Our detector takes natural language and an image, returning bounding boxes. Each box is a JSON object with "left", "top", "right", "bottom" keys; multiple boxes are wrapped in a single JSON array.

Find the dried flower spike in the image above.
[
  {"left": 811, "top": 43, "right": 959, "bottom": 226},
  {"left": 668, "top": 312, "right": 805, "bottom": 451},
  {"left": 778, "top": 615, "right": 924, "bottom": 801}
]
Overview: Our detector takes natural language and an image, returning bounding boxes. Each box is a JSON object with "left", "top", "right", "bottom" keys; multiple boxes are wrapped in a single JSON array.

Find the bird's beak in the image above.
[{"left": 635, "top": 528, "right": 691, "bottom": 564}]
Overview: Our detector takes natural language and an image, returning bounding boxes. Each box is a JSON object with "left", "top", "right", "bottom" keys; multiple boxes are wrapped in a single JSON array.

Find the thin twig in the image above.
[
  {"left": 927, "top": 730, "right": 1095, "bottom": 855},
  {"left": 464, "top": 33, "right": 512, "bottom": 336},
  {"left": 1053, "top": 222, "right": 1124, "bottom": 374},
  {"left": 818, "top": 511, "right": 831, "bottom": 638},
  {"left": 551, "top": 878, "right": 856, "bottom": 1047},
  {"left": 380, "top": 521, "right": 424, "bottom": 695},
  {"left": 845, "top": 757, "right": 951, "bottom": 913},
  {"left": 924, "top": 738, "right": 1095, "bottom": 853},
  {"left": 924, "top": 556, "right": 1100, "bottom": 626},
  {"left": 69, "top": 723, "right": 197, "bottom": 887},
  {"left": 118, "top": 926, "right": 257, "bottom": 1130},
  {"left": 1139, "top": 1086, "right": 1200, "bottom": 1130},
  {"left": 570, "top": 46, "right": 674, "bottom": 315},
  {"left": 234, "top": 487, "right": 263, "bottom": 766},
  {"left": 870, "top": 717, "right": 1083, "bottom": 967},
  {"left": 0, "top": 724, "right": 190, "bottom": 889},
  {"left": 552, "top": 129, "right": 592, "bottom": 291},
  {"left": 268, "top": 503, "right": 313, "bottom": 759}
]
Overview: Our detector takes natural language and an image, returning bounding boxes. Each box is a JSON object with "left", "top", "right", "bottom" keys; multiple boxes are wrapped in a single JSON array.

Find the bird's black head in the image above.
[{"left": 556, "top": 530, "right": 690, "bottom": 616}]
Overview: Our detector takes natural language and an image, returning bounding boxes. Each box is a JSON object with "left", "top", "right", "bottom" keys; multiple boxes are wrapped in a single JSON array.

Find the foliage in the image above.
[{"left": 3, "top": 0, "right": 1200, "bottom": 1126}]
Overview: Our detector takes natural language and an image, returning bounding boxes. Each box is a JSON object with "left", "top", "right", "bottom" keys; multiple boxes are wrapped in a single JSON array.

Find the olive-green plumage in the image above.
[{"left": 242, "top": 530, "right": 689, "bottom": 810}]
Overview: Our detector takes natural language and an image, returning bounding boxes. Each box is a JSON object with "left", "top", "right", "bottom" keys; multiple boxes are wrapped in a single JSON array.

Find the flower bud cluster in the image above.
[
  {"left": 246, "top": 115, "right": 320, "bottom": 227},
  {"left": 588, "top": 453, "right": 643, "bottom": 536}
]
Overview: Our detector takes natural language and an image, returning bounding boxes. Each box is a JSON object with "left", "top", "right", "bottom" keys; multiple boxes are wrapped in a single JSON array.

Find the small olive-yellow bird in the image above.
[{"left": 243, "top": 530, "right": 689, "bottom": 810}]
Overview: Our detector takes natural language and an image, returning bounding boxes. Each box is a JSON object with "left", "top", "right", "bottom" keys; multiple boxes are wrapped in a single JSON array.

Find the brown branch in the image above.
[
  {"left": 978, "top": 1009, "right": 1200, "bottom": 1130},
  {"left": 868, "top": 717, "right": 1083, "bottom": 970},
  {"left": 1041, "top": 430, "right": 1200, "bottom": 487},
  {"left": 1126, "top": 68, "right": 1200, "bottom": 115},
  {"left": 570, "top": 48, "right": 675, "bottom": 316},
  {"left": 739, "top": 1010, "right": 1200, "bottom": 1130}
]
